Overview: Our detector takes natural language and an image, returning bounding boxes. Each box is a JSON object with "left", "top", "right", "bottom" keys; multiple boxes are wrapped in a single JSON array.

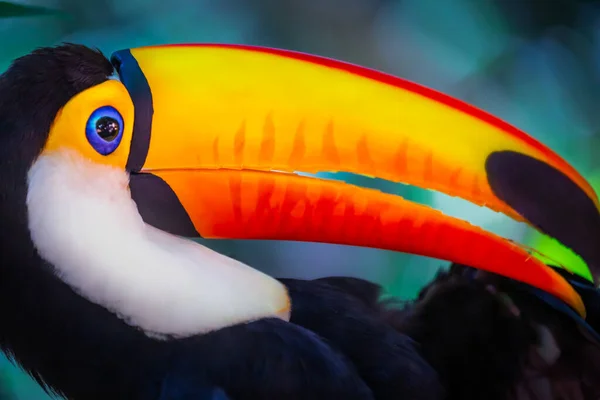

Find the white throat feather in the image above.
[{"left": 26, "top": 149, "right": 290, "bottom": 339}]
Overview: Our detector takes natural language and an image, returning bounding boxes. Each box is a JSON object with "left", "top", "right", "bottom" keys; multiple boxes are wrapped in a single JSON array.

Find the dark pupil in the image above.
[{"left": 96, "top": 117, "right": 120, "bottom": 141}]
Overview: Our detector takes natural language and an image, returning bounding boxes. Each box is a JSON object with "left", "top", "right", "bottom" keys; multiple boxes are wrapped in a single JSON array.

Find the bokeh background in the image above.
[{"left": 1, "top": 0, "right": 600, "bottom": 398}]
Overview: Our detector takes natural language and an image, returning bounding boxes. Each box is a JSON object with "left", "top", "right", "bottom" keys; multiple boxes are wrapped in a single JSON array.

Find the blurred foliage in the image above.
[
  {"left": 0, "top": 1, "right": 60, "bottom": 17},
  {"left": 0, "top": 370, "right": 15, "bottom": 400},
  {"left": 1, "top": 0, "right": 600, "bottom": 398}
]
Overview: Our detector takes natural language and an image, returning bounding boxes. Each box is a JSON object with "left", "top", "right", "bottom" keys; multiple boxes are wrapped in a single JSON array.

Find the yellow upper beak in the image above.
[{"left": 111, "top": 43, "right": 600, "bottom": 317}]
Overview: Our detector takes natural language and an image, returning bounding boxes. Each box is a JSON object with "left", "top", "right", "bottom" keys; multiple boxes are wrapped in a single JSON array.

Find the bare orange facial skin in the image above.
[{"left": 43, "top": 80, "right": 134, "bottom": 169}]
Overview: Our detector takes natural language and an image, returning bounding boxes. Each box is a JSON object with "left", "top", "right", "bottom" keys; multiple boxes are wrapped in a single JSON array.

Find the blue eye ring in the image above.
[{"left": 85, "top": 106, "right": 124, "bottom": 156}]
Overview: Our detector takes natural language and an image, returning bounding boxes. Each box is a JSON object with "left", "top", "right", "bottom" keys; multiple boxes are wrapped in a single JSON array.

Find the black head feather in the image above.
[{"left": 0, "top": 43, "right": 113, "bottom": 166}]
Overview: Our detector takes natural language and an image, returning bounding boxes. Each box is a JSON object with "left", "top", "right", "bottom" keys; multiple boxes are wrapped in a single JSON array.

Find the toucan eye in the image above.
[{"left": 85, "top": 106, "right": 124, "bottom": 155}]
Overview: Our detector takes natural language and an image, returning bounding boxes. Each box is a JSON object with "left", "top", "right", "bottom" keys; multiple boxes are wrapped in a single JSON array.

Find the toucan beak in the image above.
[{"left": 110, "top": 43, "right": 597, "bottom": 317}]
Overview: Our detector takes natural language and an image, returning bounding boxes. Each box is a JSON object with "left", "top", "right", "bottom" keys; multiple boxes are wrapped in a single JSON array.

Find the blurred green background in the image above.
[{"left": 1, "top": 0, "right": 600, "bottom": 398}]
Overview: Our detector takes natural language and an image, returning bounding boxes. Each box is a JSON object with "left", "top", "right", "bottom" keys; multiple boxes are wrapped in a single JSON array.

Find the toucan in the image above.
[{"left": 0, "top": 42, "right": 599, "bottom": 400}]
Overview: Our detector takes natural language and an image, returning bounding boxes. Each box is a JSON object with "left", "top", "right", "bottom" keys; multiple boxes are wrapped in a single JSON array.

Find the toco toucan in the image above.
[{"left": 0, "top": 43, "right": 599, "bottom": 400}]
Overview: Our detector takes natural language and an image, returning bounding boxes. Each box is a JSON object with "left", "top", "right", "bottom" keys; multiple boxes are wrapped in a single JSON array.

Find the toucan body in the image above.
[{"left": 0, "top": 43, "right": 599, "bottom": 399}]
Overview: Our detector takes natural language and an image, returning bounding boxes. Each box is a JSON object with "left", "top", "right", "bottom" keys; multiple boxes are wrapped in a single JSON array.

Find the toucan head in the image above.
[{"left": 0, "top": 43, "right": 599, "bottom": 340}]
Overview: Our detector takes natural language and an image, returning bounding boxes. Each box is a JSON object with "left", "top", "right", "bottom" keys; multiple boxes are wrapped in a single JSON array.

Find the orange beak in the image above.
[{"left": 111, "top": 43, "right": 599, "bottom": 318}]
